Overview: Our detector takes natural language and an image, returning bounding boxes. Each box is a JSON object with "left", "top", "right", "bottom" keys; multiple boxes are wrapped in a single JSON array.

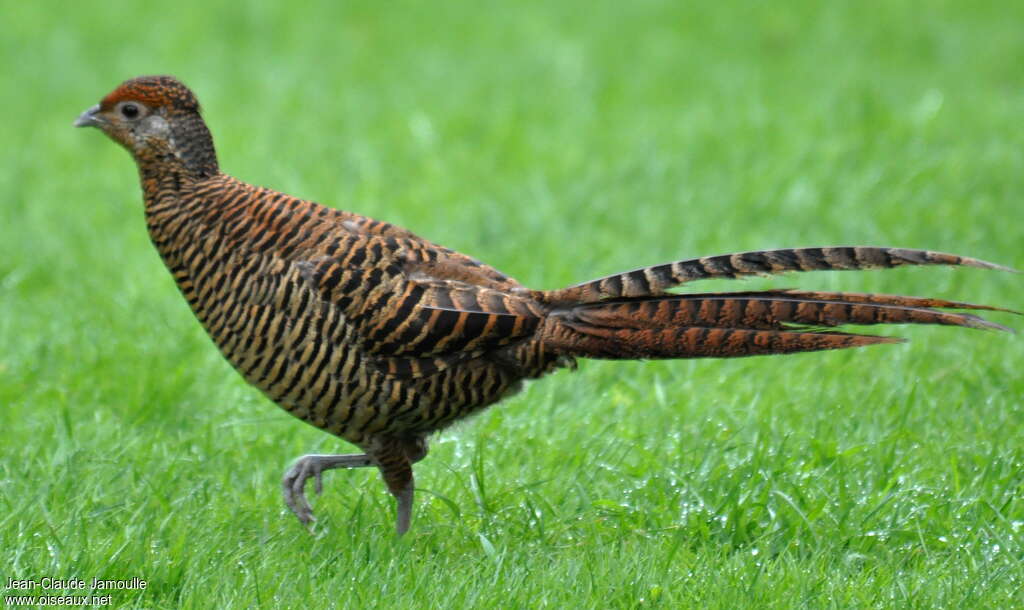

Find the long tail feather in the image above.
[
  {"left": 759, "top": 290, "right": 1019, "bottom": 315},
  {"left": 542, "top": 247, "right": 1017, "bottom": 304},
  {"left": 546, "top": 322, "right": 902, "bottom": 360},
  {"left": 569, "top": 292, "right": 1014, "bottom": 333},
  {"left": 544, "top": 289, "right": 1013, "bottom": 360}
]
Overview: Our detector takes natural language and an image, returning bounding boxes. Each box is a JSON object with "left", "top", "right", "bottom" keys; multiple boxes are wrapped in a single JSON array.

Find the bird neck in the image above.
[
  {"left": 168, "top": 113, "right": 219, "bottom": 178},
  {"left": 133, "top": 113, "right": 220, "bottom": 190}
]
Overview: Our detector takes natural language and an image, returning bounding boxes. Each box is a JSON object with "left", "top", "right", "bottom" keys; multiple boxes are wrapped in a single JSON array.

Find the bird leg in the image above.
[
  {"left": 393, "top": 481, "right": 414, "bottom": 536},
  {"left": 376, "top": 451, "right": 415, "bottom": 536},
  {"left": 366, "top": 437, "right": 428, "bottom": 535},
  {"left": 282, "top": 453, "right": 374, "bottom": 525},
  {"left": 283, "top": 438, "right": 426, "bottom": 534}
]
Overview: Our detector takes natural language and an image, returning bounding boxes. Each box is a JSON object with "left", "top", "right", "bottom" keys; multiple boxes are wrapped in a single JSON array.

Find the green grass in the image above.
[{"left": 2, "top": 1, "right": 1023, "bottom": 607}]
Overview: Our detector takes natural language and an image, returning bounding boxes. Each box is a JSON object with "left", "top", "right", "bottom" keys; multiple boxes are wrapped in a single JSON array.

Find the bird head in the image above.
[{"left": 75, "top": 75, "right": 218, "bottom": 177}]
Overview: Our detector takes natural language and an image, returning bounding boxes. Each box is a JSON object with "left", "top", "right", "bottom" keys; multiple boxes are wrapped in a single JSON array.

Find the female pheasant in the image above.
[{"left": 75, "top": 75, "right": 1014, "bottom": 535}]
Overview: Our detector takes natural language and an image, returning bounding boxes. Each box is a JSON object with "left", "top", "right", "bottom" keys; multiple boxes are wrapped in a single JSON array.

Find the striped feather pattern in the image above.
[{"left": 544, "top": 246, "right": 1016, "bottom": 303}]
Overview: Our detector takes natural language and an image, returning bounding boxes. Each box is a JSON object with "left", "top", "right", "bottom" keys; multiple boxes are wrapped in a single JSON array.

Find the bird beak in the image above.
[{"left": 74, "top": 104, "right": 102, "bottom": 128}]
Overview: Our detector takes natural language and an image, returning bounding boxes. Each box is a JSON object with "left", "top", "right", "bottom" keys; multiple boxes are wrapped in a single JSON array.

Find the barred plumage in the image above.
[{"left": 76, "top": 76, "right": 1016, "bottom": 535}]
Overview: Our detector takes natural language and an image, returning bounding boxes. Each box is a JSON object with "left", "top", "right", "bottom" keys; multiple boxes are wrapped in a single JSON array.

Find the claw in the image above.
[{"left": 282, "top": 461, "right": 316, "bottom": 525}]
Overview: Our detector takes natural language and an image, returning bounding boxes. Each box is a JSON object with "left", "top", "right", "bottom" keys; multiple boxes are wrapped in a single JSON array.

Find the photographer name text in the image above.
[{"left": 6, "top": 577, "right": 147, "bottom": 590}]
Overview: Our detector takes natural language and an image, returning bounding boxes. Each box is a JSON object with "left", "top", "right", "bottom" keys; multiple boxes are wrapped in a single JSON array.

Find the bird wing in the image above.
[
  {"left": 336, "top": 213, "right": 523, "bottom": 291},
  {"left": 295, "top": 236, "right": 545, "bottom": 377}
]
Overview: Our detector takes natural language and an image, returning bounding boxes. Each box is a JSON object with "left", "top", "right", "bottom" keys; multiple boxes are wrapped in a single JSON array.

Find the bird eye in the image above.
[{"left": 121, "top": 103, "right": 140, "bottom": 119}]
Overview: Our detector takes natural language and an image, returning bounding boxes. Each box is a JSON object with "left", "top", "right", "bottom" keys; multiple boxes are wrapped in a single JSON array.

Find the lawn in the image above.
[{"left": 2, "top": 1, "right": 1022, "bottom": 607}]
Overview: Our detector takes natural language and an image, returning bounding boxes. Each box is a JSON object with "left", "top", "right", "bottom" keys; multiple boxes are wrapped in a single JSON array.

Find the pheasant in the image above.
[{"left": 75, "top": 75, "right": 1015, "bottom": 535}]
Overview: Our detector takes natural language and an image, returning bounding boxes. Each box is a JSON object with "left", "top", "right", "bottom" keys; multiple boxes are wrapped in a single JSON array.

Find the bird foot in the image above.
[{"left": 282, "top": 453, "right": 374, "bottom": 526}]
